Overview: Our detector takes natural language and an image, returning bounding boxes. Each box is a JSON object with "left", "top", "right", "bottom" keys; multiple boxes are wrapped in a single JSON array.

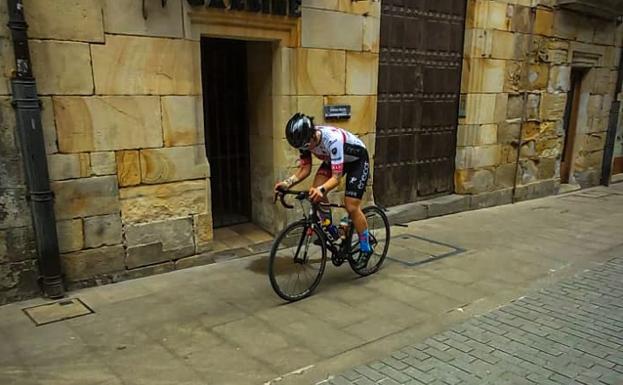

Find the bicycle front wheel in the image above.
[{"left": 268, "top": 220, "right": 327, "bottom": 302}]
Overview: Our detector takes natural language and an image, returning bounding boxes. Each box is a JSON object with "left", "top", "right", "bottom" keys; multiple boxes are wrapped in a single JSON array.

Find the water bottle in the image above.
[{"left": 327, "top": 224, "right": 339, "bottom": 241}]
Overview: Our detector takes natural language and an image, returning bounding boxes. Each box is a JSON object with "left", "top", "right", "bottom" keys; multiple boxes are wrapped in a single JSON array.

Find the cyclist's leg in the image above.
[{"left": 343, "top": 155, "right": 371, "bottom": 259}]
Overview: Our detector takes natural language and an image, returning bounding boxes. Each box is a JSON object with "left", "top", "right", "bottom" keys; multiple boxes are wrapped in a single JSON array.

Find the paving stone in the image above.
[{"left": 326, "top": 257, "right": 623, "bottom": 384}]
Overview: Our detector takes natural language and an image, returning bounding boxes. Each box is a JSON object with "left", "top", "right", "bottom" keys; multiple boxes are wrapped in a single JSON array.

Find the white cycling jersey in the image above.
[{"left": 299, "top": 126, "right": 367, "bottom": 175}]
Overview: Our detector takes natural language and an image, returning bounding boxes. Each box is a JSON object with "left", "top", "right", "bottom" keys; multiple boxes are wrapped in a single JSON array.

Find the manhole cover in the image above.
[
  {"left": 23, "top": 298, "right": 94, "bottom": 326},
  {"left": 388, "top": 234, "right": 465, "bottom": 266}
]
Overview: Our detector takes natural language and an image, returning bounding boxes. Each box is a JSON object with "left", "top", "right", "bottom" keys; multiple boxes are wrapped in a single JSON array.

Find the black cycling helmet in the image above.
[{"left": 285, "top": 113, "right": 315, "bottom": 150}]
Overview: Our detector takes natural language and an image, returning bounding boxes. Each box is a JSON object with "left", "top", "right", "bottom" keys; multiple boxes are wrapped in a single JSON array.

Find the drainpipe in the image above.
[
  {"left": 600, "top": 17, "right": 623, "bottom": 186},
  {"left": 511, "top": 6, "right": 537, "bottom": 203},
  {"left": 6, "top": 0, "right": 64, "bottom": 299}
]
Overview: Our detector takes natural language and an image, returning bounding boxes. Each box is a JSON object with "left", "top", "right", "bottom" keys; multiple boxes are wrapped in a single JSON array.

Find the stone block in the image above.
[
  {"left": 125, "top": 217, "right": 194, "bottom": 253},
  {"left": 273, "top": 47, "right": 297, "bottom": 96},
  {"left": 140, "top": 145, "right": 209, "bottom": 184},
  {"left": 116, "top": 150, "right": 141, "bottom": 187},
  {"left": 527, "top": 64, "right": 549, "bottom": 91},
  {"left": 30, "top": 40, "right": 93, "bottom": 95},
  {"left": 519, "top": 159, "right": 538, "bottom": 184},
  {"left": 462, "top": 59, "right": 506, "bottom": 93},
  {"left": 119, "top": 180, "right": 208, "bottom": 223},
  {"left": 470, "top": 0, "right": 509, "bottom": 31},
  {"left": 526, "top": 93, "right": 540, "bottom": 120},
  {"left": 54, "top": 96, "right": 163, "bottom": 152},
  {"left": 511, "top": 5, "right": 531, "bottom": 33},
  {"left": 0, "top": 98, "right": 17, "bottom": 155},
  {"left": 0, "top": 158, "right": 23, "bottom": 188},
  {"left": 455, "top": 145, "right": 501, "bottom": 169},
  {"left": 463, "top": 94, "right": 497, "bottom": 124},
  {"left": 323, "top": 96, "right": 377, "bottom": 135},
  {"left": 506, "top": 94, "right": 523, "bottom": 120},
  {"left": 538, "top": 157, "right": 557, "bottom": 180},
  {"left": 125, "top": 242, "right": 166, "bottom": 269},
  {"left": 422, "top": 195, "right": 470, "bottom": 218},
  {"left": 457, "top": 124, "right": 497, "bottom": 147},
  {"left": 384, "top": 202, "right": 427, "bottom": 226},
  {"left": 592, "top": 21, "right": 616, "bottom": 46},
  {"left": 40, "top": 97, "right": 58, "bottom": 154},
  {"left": 469, "top": 189, "right": 513, "bottom": 209},
  {"left": 103, "top": 0, "right": 183, "bottom": 38},
  {"left": 84, "top": 214, "right": 122, "bottom": 248},
  {"left": 540, "top": 93, "right": 567, "bottom": 121},
  {"left": 92, "top": 35, "right": 199, "bottom": 95},
  {"left": 534, "top": 8, "right": 554, "bottom": 36},
  {"left": 24, "top": 0, "right": 104, "bottom": 42},
  {"left": 162, "top": 96, "right": 204, "bottom": 147},
  {"left": 536, "top": 139, "right": 562, "bottom": 159},
  {"left": 513, "top": 179, "right": 558, "bottom": 202},
  {"left": 346, "top": 52, "right": 378, "bottom": 95},
  {"left": 548, "top": 66, "right": 571, "bottom": 93},
  {"left": 194, "top": 213, "right": 214, "bottom": 253},
  {"left": 0, "top": 2, "right": 8, "bottom": 38},
  {"left": 62, "top": 245, "right": 125, "bottom": 281},
  {"left": 297, "top": 48, "right": 346, "bottom": 95},
  {"left": 0, "top": 38, "right": 12, "bottom": 95},
  {"left": 0, "top": 188, "right": 31, "bottom": 230},
  {"left": 553, "top": 10, "right": 581, "bottom": 40},
  {"left": 0, "top": 226, "right": 36, "bottom": 263},
  {"left": 578, "top": 133, "right": 606, "bottom": 153},
  {"left": 363, "top": 16, "right": 380, "bottom": 53},
  {"left": 51, "top": 176, "right": 120, "bottom": 220},
  {"left": 495, "top": 163, "right": 519, "bottom": 188},
  {"left": 495, "top": 94, "right": 509, "bottom": 123},
  {"left": 47, "top": 154, "right": 91, "bottom": 181},
  {"left": 56, "top": 219, "right": 83, "bottom": 254},
  {"left": 302, "top": 8, "right": 363, "bottom": 51},
  {"left": 490, "top": 30, "right": 517, "bottom": 60},
  {"left": 90, "top": 152, "right": 116, "bottom": 176},
  {"left": 455, "top": 168, "right": 495, "bottom": 194},
  {"left": 0, "top": 260, "right": 39, "bottom": 302}
]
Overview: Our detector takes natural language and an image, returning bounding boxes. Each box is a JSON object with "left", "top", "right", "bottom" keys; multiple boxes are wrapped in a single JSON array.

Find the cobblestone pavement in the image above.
[{"left": 325, "top": 257, "right": 623, "bottom": 385}]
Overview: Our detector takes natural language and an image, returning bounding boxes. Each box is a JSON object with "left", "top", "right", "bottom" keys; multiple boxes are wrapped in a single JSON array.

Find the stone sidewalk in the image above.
[
  {"left": 323, "top": 256, "right": 623, "bottom": 385},
  {"left": 0, "top": 184, "right": 622, "bottom": 385}
]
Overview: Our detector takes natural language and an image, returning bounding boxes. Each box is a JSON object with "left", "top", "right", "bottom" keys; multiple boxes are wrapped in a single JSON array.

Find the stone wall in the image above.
[
  {"left": 0, "top": 0, "right": 381, "bottom": 298},
  {"left": 458, "top": 0, "right": 623, "bottom": 197}
]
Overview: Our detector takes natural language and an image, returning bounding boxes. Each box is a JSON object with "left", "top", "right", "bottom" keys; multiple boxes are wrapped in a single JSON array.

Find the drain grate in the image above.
[
  {"left": 388, "top": 234, "right": 465, "bottom": 267},
  {"left": 23, "top": 298, "right": 94, "bottom": 326}
]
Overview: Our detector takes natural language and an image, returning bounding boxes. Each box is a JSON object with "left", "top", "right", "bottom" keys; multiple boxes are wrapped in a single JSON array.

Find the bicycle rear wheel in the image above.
[
  {"left": 268, "top": 220, "right": 327, "bottom": 301},
  {"left": 349, "top": 206, "right": 390, "bottom": 276}
]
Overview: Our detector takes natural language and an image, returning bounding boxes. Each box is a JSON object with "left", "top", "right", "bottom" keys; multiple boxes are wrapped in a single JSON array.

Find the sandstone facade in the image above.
[
  {"left": 457, "top": 0, "right": 623, "bottom": 195},
  {"left": 0, "top": 0, "right": 381, "bottom": 301}
]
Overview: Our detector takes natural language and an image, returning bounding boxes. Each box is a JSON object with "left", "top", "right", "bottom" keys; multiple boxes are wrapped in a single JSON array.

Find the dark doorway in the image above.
[
  {"left": 561, "top": 69, "right": 585, "bottom": 184},
  {"left": 201, "top": 37, "right": 251, "bottom": 228},
  {"left": 374, "top": 0, "right": 467, "bottom": 207}
]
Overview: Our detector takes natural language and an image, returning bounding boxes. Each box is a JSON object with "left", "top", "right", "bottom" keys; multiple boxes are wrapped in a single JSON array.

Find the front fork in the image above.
[{"left": 293, "top": 222, "right": 316, "bottom": 264}]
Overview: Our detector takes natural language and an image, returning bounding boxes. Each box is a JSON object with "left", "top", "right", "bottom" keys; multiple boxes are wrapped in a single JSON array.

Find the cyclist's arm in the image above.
[
  {"left": 317, "top": 138, "right": 344, "bottom": 193},
  {"left": 281, "top": 150, "right": 312, "bottom": 188}
]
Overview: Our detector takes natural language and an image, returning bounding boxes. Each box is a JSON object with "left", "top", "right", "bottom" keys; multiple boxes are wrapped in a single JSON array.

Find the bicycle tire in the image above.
[
  {"left": 349, "top": 206, "right": 391, "bottom": 277},
  {"left": 268, "top": 220, "right": 327, "bottom": 301}
]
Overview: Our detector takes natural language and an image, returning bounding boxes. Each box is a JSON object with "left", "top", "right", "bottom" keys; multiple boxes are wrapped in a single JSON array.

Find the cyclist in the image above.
[{"left": 274, "top": 113, "right": 373, "bottom": 269}]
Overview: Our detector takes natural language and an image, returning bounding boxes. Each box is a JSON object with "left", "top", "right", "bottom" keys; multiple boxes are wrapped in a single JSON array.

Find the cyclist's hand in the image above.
[
  {"left": 309, "top": 187, "right": 323, "bottom": 203},
  {"left": 274, "top": 181, "right": 288, "bottom": 193}
]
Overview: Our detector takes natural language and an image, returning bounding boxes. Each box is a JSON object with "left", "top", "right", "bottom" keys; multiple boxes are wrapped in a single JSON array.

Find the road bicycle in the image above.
[{"left": 268, "top": 189, "right": 390, "bottom": 301}]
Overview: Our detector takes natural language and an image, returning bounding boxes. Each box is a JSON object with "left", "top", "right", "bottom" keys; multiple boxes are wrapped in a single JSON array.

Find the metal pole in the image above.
[
  {"left": 6, "top": 0, "right": 64, "bottom": 299},
  {"left": 601, "top": 19, "right": 623, "bottom": 186}
]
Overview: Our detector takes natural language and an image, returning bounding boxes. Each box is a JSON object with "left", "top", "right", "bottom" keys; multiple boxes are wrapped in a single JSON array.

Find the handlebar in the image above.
[{"left": 274, "top": 189, "right": 309, "bottom": 209}]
